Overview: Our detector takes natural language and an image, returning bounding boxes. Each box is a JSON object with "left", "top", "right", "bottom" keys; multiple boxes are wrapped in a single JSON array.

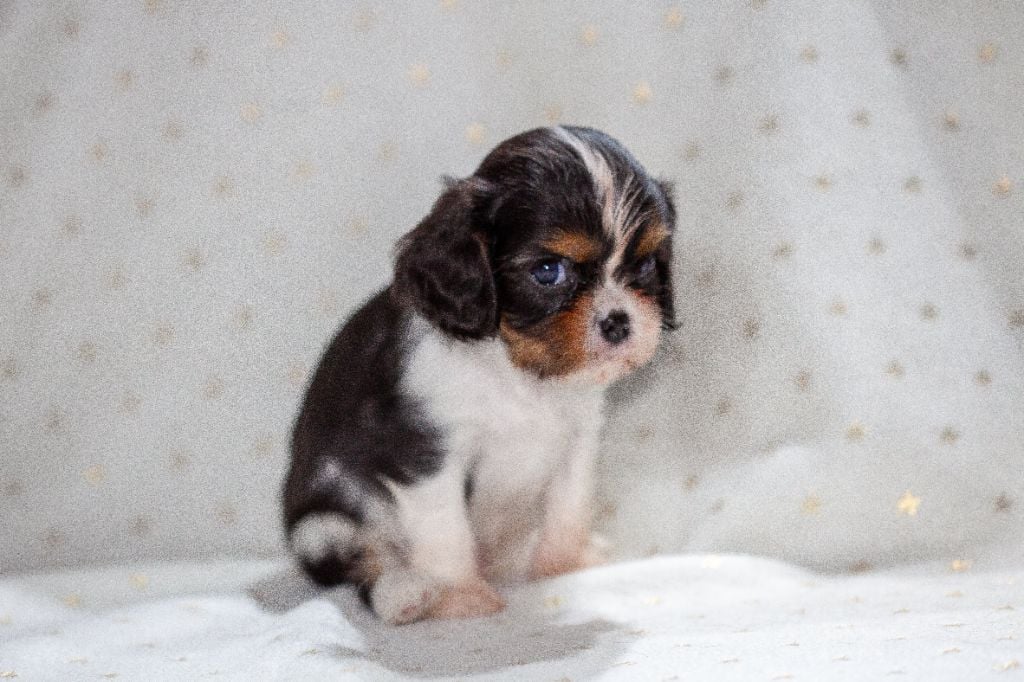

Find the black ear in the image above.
[
  {"left": 393, "top": 177, "right": 497, "bottom": 340},
  {"left": 655, "top": 178, "right": 677, "bottom": 331}
]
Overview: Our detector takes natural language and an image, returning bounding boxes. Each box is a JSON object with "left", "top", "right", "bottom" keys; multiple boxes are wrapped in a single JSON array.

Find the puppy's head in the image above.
[{"left": 394, "top": 126, "right": 675, "bottom": 384}]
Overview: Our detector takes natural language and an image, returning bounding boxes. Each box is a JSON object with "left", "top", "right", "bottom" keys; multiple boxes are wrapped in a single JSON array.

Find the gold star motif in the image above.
[
  {"left": 90, "top": 141, "right": 107, "bottom": 161},
  {"left": 32, "top": 288, "right": 53, "bottom": 307},
  {"left": 683, "top": 142, "right": 702, "bottom": 160},
  {"left": 852, "top": 109, "right": 871, "bottom": 127},
  {"left": 323, "top": 84, "right": 344, "bottom": 105},
  {"left": 203, "top": 376, "right": 224, "bottom": 399},
  {"left": 632, "top": 81, "right": 653, "bottom": 105},
  {"left": 62, "top": 594, "right": 83, "bottom": 608},
  {"left": 144, "top": 0, "right": 163, "bottom": 14},
  {"left": 62, "top": 17, "right": 81, "bottom": 39},
  {"left": 1, "top": 359, "right": 19, "bottom": 382},
  {"left": 183, "top": 248, "right": 205, "bottom": 272},
  {"left": 408, "top": 63, "right": 430, "bottom": 86},
  {"left": 213, "top": 176, "right": 234, "bottom": 197},
  {"left": 153, "top": 324, "right": 174, "bottom": 347},
  {"left": 890, "top": 48, "right": 907, "bottom": 67},
  {"left": 885, "top": 360, "right": 905, "bottom": 378},
  {"left": 742, "top": 318, "right": 760, "bottom": 340},
  {"left": 286, "top": 361, "right": 307, "bottom": 386},
  {"left": 726, "top": 190, "right": 744, "bottom": 210},
  {"left": 714, "top": 65, "right": 734, "bottom": 83},
  {"left": 263, "top": 231, "right": 288, "bottom": 255},
  {"left": 234, "top": 304, "right": 254, "bottom": 329},
  {"left": 240, "top": 103, "right": 262, "bottom": 124},
  {"left": 252, "top": 435, "right": 275, "bottom": 458},
  {"left": 115, "top": 69, "right": 135, "bottom": 90},
  {"left": 950, "top": 558, "right": 971, "bottom": 572},
  {"left": 293, "top": 161, "right": 315, "bottom": 181},
  {"left": 78, "top": 341, "right": 98, "bottom": 363},
  {"left": 896, "top": 490, "right": 921, "bottom": 516},
  {"left": 714, "top": 398, "right": 732, "bottom": 416},
  {"left": 684, "top": 475, "right": 699, "bottom": 491},
  {"left": 45, "top": 408, "right": 64, "bottom": 432},
  {"left": 107, "top": 267, "right": 128, "bottom": 290},
  {"left": 994, "top": 175, "right": 1012, "bottom": 196},
  {"left": 465, "top": 122, "right": 486, "bottom": 145},
  {"left": 84, "top": 465, "right": 105, "bottom": 485},
  {"left": 920, "top": 303, "right": 938, "bottom": 320},
  {"left": 845, "top": 422, "right": 866, "bottom": 441},
  {"left": 759, "top": 114, "right": 779, "bottom": 134},
  {"left": 8, "top": 165, "right": 27, "bottom": 187},
  {"left": 903, "top": 176, "right": 922, "bottom": 193},
  {"left": 271, "top": 29, "right": 290, "bottom": 48},
  {"left": 940, "top": 426, "right": 959, "bottom": 445},
  {"left": 867, "top": 237, "right": 886, "bottom": 255},
  {"left": 829, "top": 299, "right": 848, "bottom": 316},
  {"left": 958, "top": 243, "right": 977, "bottom": 260},
  {"left": 580, "top": 24, "right": 599, "bottom": 46},
  {"left": 995, "top": 494, "right": 1013, "bottom": 512},
  {"left": 801, "top": 495, "right": 823, "bottom": 515},
  {"left": 217, "top": 503, "right": 238, "bottom": 526},
  {"left": 800, "top": 45, "right": 819, "bottom": 63},
  {"left": 794, "top": 370, "right": 811, "bottom": 391},
  {"left": 440, "top": 0, "right": 458, "bottom": 10},
  {"left": 696, "top": 266, "right": 715, "bottom": 287},
  {"left": 191, "top": 45, "right": 209, "bottom": 67},
  {"left": 773, "top": 241, "right": 794, "bottom": 259},
  {"left": 135, "top": 197, "right": 155, "bottom": 218},
  {"left": 544, "top": 105, "right": 563, "bottom": 124},
  {"left": 814, "top": 174, "right": 832, "bottom": 191},
  {"left": 496, "top": 48, "right": 514, "bottom": 70},
  {"left": 163, "top": 120, "right": 183, "bottom": 140},
  {"left": 353, "top": 9, "right": 377, "bottom": 32},
  {"left": 130, "top": 574, "right": 150, "bottom": 590},
  {"left": 62, "top": 215, "right": 82, "bottom": 237},
  {"left": 120, "top": 390, "right": 142, "bottom": 414},
  {"left": 34, "top": 91, "right": 56, "bottom": 115},
  {"left": 978, "top": 43, "right": 997, "bottom": 62},
  {"left": 974, "top": 369, "right": 992, "bottom": 386},
  {"left": 169, "top": 450, "right": 191, "bottom": 470},
  {"left": 1010, "top": 310, "right": 1024, "bottom": 328},
  {"left": 664, "top": 7, "right": 684, "bottom": 28},
  {"left": 942, "top": 110, "right": 960, "bottom": 131}
]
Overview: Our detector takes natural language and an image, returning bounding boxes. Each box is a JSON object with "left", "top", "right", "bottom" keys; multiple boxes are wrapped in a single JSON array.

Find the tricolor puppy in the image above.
[{"left": 283, "top": 126, "right": 675, "bottom": 624}]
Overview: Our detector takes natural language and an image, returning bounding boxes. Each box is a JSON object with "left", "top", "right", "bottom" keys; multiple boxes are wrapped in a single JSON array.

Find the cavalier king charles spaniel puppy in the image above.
[{"left": 283, "top": 126, "right": 675, "bottom": 624}]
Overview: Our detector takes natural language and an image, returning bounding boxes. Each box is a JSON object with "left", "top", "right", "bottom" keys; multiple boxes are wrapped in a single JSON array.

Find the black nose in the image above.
[{"left": 599, "top": 310, "right": 630, "bottom": 345}]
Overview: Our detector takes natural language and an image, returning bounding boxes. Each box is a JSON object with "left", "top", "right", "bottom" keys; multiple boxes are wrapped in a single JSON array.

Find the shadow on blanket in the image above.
[{"left": 248, "top": 566, "right": 632, "bottom": 677}]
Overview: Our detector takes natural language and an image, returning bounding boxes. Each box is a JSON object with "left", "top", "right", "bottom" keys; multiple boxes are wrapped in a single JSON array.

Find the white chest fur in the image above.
[{"left": 399, "top": 318, "right": 605, "bottom": 580}]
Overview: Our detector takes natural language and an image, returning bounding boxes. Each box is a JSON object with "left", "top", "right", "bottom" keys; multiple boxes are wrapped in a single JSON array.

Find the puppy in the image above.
[{"left": 283, "top": 126, "right": 675, "bottom": 624}]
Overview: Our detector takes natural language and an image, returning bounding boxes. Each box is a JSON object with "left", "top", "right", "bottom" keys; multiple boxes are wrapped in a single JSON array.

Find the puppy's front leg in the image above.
[
  {"left": 376, "top": 470, "right": 504, "bottom": 623},
  {"left": 529, "top": 426, "right": 605, "bottom": 580}
]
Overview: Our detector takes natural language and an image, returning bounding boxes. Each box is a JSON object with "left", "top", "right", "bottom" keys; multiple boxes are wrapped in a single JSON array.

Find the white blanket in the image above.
[{"left": 2, "top": 555, "right": 1021, "bottom": 680}]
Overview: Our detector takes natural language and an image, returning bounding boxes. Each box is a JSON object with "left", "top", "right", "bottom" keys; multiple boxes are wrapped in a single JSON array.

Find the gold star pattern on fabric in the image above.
[
  {"left": 78, "top": 341, "right": 97, "bottom": 363},
  {"left": 886, "top": 360, "right": 905, "bottom": 378},
  {"left": 115, "top": 69, "right": 135, "bottom": 91},
  {"left": 800, "top": 45, "right": 819, "bottom": 63},
  {"left": 994, "top": 175, "right": 1012, "bottom": 196},
  {"left": 323, "top": 85, "right": 344, "bottom": 106},
  {"left": 580, "top": 24, "right": 599, "bottom": 46},
  {"left": 995, "top": 494, "right": 1013, "bottom": 512},
  {"left": 920, "top": 303, "right": 938, "bottom": 320},
  {"left": 759, "top": 114, "right": 780, "bottom": 134},
  {"left": 286, "top": 361, "right": 307, "bottom": 387},
  {"left": 262, "top": 231, "right": 288, "bottom": 255},
  {"left": 867, "top": 237, "right": 886, "bottom": 255},
  {"left": 950, "top": 559, "right": 971, "bottom": 572},
  {"left": 889, "top": 48, "right": 907, "bottom": 67},
  {"left": 465, "top": 122, "right": 486, "bottom": 145},
  {"left": 191, "top": 45, "right": 209, "bottom": 67},
  {"left": 814, "top": 174, "right": 833, "bottom": 191},
  {"left": 213, "top": 176, "right": 235, "bottom": 198},
  {"left": 664, "top": 8, "right": 684, "bottom": 29},
  {"left": 271, "top": 29, "right": 290, "bottom": 48},
  {"left": 794, "top": 370, "right": 811, "bottom": 391},
  {"left": 240, "top": 103, "right": 263, "bottom": 124},
  {"left": 978, "top": 43, "right": 997, "bottom": 62},
  {"left": 632, "top": 81, "right": 652, "bottom": 104},
  {"left": 714, "top": 65, "right": 734, "bottom": 84},
  {"left": 714, "top": 398, "right": 732, "bottom": 416},
  {"left": 958, "top": 243, "right": 977, "bottom": 260},
  {"left": 62, "top": 215, "right": 82, "bottom": 237},
  {"left": 903, "top": 176, "right": 922, "bottom": 193},
  {"left": 773, "top": 241, "right": 794, "bottom": 259},
  {"left": 801, "top": 495, "right": 823, "bottom": 515},
  {"left": 203, "top": 376, "right": 224, "bottom": 400},
  {"left": 829, "top": 299, "right": 848, "bottom": 316},
  {"left": 353, "top": 9, "right": 377, "bottom": 32},
  {"left": 163, "top": 120, "right": 183, "bottom": 140},
  {"left": 1010, "top": 310, "right": 1024, "bottom": 328},
  {"left": 130, "top": 574, "right": 150, "bottom": 590},
  {"left": 292, "top": 161, "right": 315, "bottom": 181},
  {"left": 135, "top": 197, "right": 155, "bottom": 218},
  {"left": 974, "top": 370, "right": 992, "bottom": 386},
  {"left": 183, "top": 248, "right": 206, "bottom": 272},
  {"left": 83, "top": 465, "right": 105, "bottom": 485},
  {"left": 845, "top": 422, "right": 866, "bottom": 441},
  {"left": 408, "top": 63, "right": 430, "bottom": 86},
  {"left": 742, "top": 318, "right": 761, "bottom": 340},
  {"left": 896, "top": 490, "right": 921, "bottom": 516},
  {"left": 940, "top": 426, "right": 959, "bottom": 445},
  {"left": 544, "top": 105, "right": 563, "bottom": 124},
  {"left": 942, "top": 110, "right": 961, "bottom": 131},
  {"left": 851, "top": 109, "right": 871, "bottom": 127}
]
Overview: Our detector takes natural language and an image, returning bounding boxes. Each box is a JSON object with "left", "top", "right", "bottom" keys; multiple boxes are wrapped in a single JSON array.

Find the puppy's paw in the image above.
[
  {"left": 529, "top": 532, "right": 608, "bottom": 580},
  {"left": 426, "top": 579, "right": 506, "bottom": 620},
  {"left": 371, "top": 569, "right": 442, "bottom": 626}
]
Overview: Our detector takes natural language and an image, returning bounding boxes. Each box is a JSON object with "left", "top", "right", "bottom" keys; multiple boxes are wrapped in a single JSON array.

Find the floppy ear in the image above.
[
  {"left": 655, "top": 179, "right": 677, "bottom": 331},
  {"left": 393, "top": 177, "right": 497, "bottom": 340}
]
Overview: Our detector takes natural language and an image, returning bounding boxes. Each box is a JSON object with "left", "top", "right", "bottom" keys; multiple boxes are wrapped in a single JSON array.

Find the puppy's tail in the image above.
[{"left": 287, "top": 510, "right": 372, "bottom": 589}]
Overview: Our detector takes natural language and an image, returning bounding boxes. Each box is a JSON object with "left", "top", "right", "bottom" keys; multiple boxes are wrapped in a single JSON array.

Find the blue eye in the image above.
[
  {"left": 531, "top": 259, "right": 567, "bottom": 286},
  {"left": 635, "top": 255, "right": 656, "bottom": 279}
]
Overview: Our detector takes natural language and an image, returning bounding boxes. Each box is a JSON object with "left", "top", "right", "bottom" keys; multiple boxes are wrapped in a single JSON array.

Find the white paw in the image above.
[{"left": 370, "top": 568, "right": 442, "bottom": 625}]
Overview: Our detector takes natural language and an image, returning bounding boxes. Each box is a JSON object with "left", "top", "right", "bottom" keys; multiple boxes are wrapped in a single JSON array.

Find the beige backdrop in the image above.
[{"left": 2, "top": 1, "right": 1022, "bottom": 574}]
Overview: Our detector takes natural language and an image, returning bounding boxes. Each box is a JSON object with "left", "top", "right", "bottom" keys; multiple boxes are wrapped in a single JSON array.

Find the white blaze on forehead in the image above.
[{"left": 551, "top": 127, "right": 646, "bottom": 280}]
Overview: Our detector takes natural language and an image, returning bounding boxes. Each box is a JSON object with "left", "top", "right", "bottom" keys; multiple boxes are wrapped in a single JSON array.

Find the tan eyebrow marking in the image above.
[
  {"left": 633, "top": 222, "right": 670, "bottom": 258},
  {"left": 541, "top": 230, "right": 603, "bottom": 263}
]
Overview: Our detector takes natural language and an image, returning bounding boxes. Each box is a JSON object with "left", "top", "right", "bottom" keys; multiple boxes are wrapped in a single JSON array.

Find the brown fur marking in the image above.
[
  {"left": 541, "top": 230, "right": 602, "bottom": 263},
  {"left": 499, "top": 293, "right": 594, "bottom": 378}
]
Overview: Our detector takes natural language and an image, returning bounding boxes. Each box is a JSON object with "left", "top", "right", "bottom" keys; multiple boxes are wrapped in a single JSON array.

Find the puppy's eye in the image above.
[
  {"left": 635, "top": 255, "right": 657, "bottom": 280},
  {"left": 531, "top": 258, "right": 567, "bottom": 286}
]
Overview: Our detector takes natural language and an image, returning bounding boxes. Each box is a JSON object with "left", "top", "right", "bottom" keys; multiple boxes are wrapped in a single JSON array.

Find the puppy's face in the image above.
[{"left": 394, "top": 126, "right": 675, "bottom": 384}]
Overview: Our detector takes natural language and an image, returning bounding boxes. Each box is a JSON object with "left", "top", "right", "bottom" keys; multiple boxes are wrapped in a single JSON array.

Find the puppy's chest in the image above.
[{"left": 402, "top": 324, "right": 601, "bottom": 496}]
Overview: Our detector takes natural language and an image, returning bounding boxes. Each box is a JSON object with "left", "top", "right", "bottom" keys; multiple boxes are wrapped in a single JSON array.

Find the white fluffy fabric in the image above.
[{"left": 2, "top": 556, "right": 1022, "bottom": 680}]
